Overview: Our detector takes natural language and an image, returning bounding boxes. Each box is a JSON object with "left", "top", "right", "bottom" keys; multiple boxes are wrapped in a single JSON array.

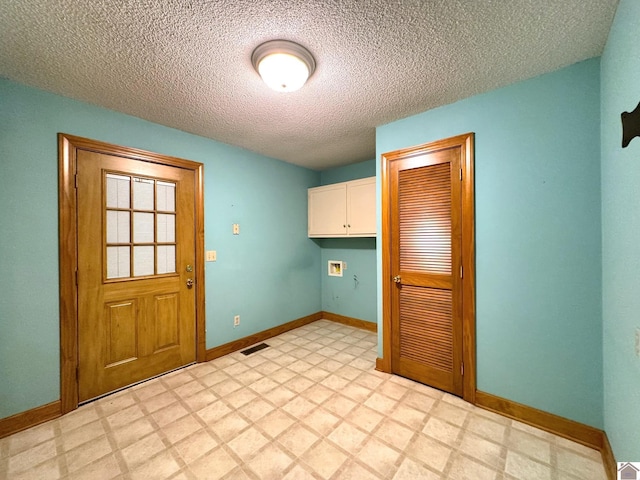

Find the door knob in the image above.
[
  {"left": 186, "top": 278, "right": 194, "bottom": 288},
  {"left": 393, "top": 275, "right": 401, "bottom": 283}
]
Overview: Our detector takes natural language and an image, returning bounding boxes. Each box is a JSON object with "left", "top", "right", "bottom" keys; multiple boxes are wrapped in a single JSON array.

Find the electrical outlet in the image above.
[
  {"left": 636, "top": 328, "right": 640, "bottom": 357},
  {"left": 234, "top": 315, "right": 240, "bottom": 327},
  {"left": 206, "top": 250, "right": 216, "bottom": 262}
]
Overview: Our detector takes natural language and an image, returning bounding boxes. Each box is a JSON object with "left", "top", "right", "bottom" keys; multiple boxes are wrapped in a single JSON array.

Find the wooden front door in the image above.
[
  {"left": 382, "top": 133, "right": 475, "bottom": 400},
  {"left": 76, "top": 149, "right": 197, "bottom": 402}
]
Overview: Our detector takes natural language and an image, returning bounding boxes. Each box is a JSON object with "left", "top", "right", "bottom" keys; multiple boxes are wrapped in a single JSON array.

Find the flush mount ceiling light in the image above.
[{"left": 251, "top": 40, "right": 316, "bottom": 93}]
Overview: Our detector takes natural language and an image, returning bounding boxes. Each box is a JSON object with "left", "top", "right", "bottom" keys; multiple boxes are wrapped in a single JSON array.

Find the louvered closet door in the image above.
[{"left": 390, "top": 146, "right": 463, "bottom": 396}]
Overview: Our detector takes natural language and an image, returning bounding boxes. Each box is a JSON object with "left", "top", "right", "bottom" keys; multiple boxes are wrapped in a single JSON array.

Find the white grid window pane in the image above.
[
  {"left": 157, "top": 245, "right": 176, "bottom": 274},
  {"left": 106, "top": 246, "right": 130, "bottom": 278},
  {"left": 157, "top": 181, "right": 176, "bottom": 212},
  {"left": 133, "top": 178, "right": 154, "bottom": 210},
  {"left": 133, "top": 246, "right": 154, "bottom": 276},
  {"left": 106, "top": 210, "right": 130, "bottom": 244},
  {"left": 133, "top": 212, "right": 154, "bottom": 243},
  {"left": 106, "top": 174, "right": 130, "bottom": 209},
  {"left": 157, "top": 214, "right": 175, "bottom": 243}
]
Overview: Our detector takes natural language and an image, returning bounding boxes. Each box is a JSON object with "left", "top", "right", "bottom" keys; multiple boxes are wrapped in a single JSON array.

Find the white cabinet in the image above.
[
  {"left": 346, "top": 178, "right": 376, "bottom": 235},
  {"left": 308, "top": 177, "right": 376, "bottom": 237},
  {"left": 308, "top": 183, "right": 347, "bottom": 236}
]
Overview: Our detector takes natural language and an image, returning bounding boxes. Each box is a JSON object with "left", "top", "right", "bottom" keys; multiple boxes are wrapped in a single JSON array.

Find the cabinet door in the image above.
[
  {"left": 308, "top": 183, "right": 347, "bottom": 236},
  {"left": 347, "top": 177, "right": 376, "bottom": 236}
]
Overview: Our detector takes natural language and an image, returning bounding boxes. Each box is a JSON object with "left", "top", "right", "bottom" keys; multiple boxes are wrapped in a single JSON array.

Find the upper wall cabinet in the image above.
[{"left": 308, "top": 177, "right": 376, "bottom": 237}]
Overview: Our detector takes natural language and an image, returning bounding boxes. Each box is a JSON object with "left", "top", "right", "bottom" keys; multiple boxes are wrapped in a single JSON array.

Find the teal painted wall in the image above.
[
  {"left": 320, "top": 239, "right": 377, "bottom": 323},
  {"left": 376, "top": 59, "right": 603, "bottom": 428},
  {"left": 319, "top": 160, "right": 377, "bottom": 322},
  {"left": 320, "top": 159, "right": 376, "bottom": 185},
  {"left": 0, "top": 79, "right": 321, "bottom": 419},
  {"left": 601, "top": 0, "right": 640, "bottom": 460}
]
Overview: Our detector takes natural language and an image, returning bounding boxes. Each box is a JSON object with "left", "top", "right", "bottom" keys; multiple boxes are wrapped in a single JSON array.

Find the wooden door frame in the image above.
[
  {"left": 379, "top": 132, "right": 476, "bottom": 404},
  {"left": 58, "top": 133, "right": 206, "bottom": 414}
]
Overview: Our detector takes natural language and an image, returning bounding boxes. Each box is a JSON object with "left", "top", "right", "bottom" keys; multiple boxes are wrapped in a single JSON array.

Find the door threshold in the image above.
[{"left": 79, "top": 362, "right": 197, "bottom": 406}]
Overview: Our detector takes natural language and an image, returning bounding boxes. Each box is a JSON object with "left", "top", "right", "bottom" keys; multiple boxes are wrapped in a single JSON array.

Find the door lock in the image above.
[
  {"left": 186, "top": 278, "right": 194, "bottom": 288},
  {"left": 393, "top": 275, "right": 401, "bottom": 283}
]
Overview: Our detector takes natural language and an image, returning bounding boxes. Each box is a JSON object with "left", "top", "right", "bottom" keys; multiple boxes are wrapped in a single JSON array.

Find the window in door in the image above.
[{"left": 105, "top": 173, "right": 177, "bottom": 279}]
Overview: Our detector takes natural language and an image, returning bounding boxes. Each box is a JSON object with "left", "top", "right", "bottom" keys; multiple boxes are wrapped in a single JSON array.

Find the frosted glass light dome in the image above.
[{"left": 252, "top": 40, "right": 316, "bottom": 93}]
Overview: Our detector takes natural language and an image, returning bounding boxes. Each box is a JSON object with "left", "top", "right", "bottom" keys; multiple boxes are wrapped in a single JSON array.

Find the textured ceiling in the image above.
[{"left": 0, "top": 0, "right": 618, "bottom": 170}]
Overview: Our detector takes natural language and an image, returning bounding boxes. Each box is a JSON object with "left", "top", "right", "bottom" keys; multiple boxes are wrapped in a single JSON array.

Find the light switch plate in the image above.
[
  {"left": 206, "top": 250, "right": 216, "bottom": 262},
  {"left": 233, "top": 224, "right": 240, "bottom": 235}
]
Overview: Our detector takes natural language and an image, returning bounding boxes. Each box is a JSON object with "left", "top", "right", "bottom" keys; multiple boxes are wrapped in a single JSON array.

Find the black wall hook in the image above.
[{"left": 621, "top": 101, "right": 640, "bottom": 148}]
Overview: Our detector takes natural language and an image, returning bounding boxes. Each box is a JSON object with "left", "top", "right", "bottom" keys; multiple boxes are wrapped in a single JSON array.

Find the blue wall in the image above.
[
  {"left": 376, "top": 59, "right": 603, "bottom": 428},
  {"left": 0, "top": 79, "right": 321, "bottom": 418},
  {"left": 601, "top": 0, "right": 640, "bottom": 460},
  {"left": 319, "top": 160, "right": 377, "bottom": 322},
  {"left": 320, "top": 159, "right": 376, "bottom": 185}
]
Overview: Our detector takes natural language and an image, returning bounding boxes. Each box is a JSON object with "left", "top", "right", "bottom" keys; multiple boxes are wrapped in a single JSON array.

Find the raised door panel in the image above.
[
  {"left": 153, "top": 293, "right": 180, "bottom": 353},
  {"left": 346, "top": 177, "right": 376, "bottom": 236},
  {"left": 308, "top": 183, "right": 347, "bottom": 237},
  {"left": 104, "top": 300, "right": 138, "bottom": 367}
]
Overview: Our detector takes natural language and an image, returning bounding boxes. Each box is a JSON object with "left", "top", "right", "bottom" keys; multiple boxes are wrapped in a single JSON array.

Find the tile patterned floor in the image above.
[{"left": 0, "top": 320, "right": 607, "bottom": 479}]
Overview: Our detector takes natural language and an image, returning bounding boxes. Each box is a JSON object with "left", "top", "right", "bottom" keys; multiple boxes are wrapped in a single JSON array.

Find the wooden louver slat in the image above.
[
  {"left": 399, "top": 286, "right": 453, "bottom": 372},
  {"left": 399, "top": 163, "right": 451, "bottom": 274}
]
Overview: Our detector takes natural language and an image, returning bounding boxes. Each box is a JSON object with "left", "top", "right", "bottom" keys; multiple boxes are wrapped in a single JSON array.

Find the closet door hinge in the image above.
[
  {"left": 74, "top": 174, "right": 78, "bottom": 189},
  {"left": 459, "top": 168, "right": 463, "bottom": 181},
  {"left": 461, "top": 362, "right": 464, "bottom": 376},
  {"left": 460, "top": 265, "right": 463, "bottom": 279}
]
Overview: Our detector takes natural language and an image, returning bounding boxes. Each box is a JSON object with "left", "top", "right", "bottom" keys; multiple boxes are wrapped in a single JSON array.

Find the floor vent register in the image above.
[{"left": 240, "top": 343, "right": 269, "bottom": 356}]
